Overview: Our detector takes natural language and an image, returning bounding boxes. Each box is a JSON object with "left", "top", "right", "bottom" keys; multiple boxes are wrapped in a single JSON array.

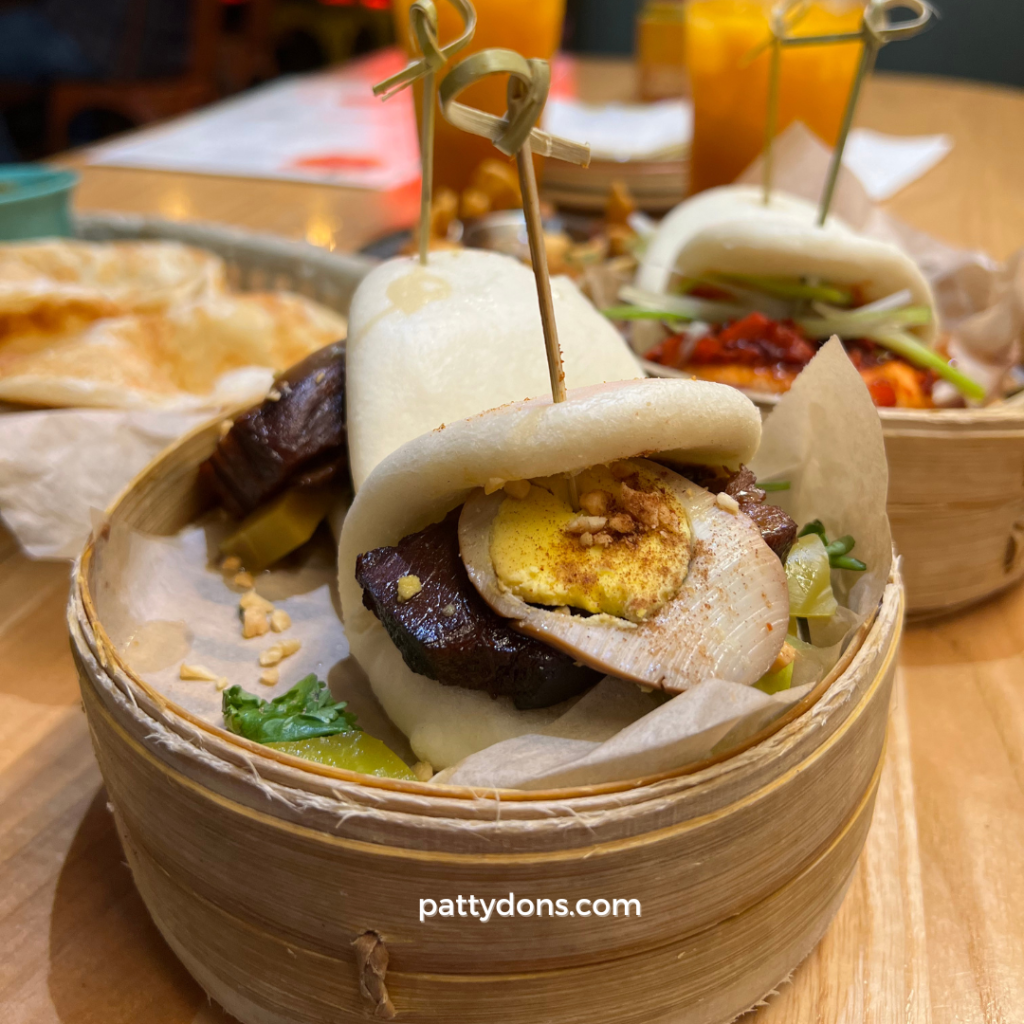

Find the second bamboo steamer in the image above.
[{"left": 880, "top": 405, "right": 1024, "bottom": 618}]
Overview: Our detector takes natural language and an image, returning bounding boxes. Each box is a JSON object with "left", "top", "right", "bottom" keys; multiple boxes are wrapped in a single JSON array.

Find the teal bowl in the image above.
[{"left": 0, "top": 166, "right": 78, "bottom": 241}]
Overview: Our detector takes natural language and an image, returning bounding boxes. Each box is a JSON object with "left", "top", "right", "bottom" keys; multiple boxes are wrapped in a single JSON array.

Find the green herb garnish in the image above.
[
  {"left": 798, "top": 520, "right": 867, "bottom": 571},
  {"left": 222, "top": 675, "right": 359, "bottom": 744},
  {"left": 759, "top": 480, "right": 791, "bottom": 492}
]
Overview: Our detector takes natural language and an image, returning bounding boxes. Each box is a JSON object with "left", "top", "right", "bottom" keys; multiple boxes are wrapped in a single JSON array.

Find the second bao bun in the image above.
[{"left": 636, "top": 185, "right": 937, "bottom": 346}]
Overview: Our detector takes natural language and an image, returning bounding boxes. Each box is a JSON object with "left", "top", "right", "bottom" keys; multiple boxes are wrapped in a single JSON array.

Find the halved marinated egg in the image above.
[{"left": 459, "top": 458, "right": 789, "bottom": 693}]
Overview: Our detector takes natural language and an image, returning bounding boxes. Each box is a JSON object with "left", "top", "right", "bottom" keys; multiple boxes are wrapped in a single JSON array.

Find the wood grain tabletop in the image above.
[{"left": 4, "top": 65, "right": 1024, "bottom": 1024}]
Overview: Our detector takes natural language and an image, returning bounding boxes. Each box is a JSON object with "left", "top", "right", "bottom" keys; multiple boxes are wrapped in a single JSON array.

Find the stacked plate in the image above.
[{"left": 540, "top": 96, "right": 691, "bottom": 212}]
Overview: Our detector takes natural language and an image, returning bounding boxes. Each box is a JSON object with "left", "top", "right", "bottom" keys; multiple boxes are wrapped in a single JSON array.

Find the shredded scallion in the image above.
[
  {"left": 866, "top": 329, "right": 986, "bottom": 402},
  {"left": 712, "top": 273, "right": 854, "bottom": 307}
]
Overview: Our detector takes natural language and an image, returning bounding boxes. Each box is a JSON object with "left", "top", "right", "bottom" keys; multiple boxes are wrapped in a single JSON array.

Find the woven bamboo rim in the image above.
[{"left": 77, "top": 619, "right": 893, "bottom": 866}]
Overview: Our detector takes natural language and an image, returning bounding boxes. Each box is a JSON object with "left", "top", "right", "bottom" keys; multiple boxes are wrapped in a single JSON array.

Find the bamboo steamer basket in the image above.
[
  {"left": 641, "top": 361, "right": 1024, "bottom": 619},
  {"left": 69, "top": 416, "right": 904, "bottom": 1024},
  {"left": 879, "top": 404, "right": 1024, "bottom": 619}
]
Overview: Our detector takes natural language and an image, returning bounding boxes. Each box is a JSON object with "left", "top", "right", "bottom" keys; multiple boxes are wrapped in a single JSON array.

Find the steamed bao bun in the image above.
[
  {"left": 346, "top": 249, "right": 645, "bottom": 490},
  {"left": 338, "top": 378, "right": 763, "bottom": 770},
  {"left": 636, "top": 185, "right": 937, "bottom": 346}
]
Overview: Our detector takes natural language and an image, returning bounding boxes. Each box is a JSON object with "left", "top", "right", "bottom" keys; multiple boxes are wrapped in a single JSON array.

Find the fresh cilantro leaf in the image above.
[{"left": 222, "top": 674, "right": 359, "bottom": 743}]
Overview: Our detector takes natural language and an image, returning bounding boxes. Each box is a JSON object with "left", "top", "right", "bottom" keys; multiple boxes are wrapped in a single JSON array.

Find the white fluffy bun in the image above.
[
  {"left": 346, "top": 249, "right": 643, "bottom": 490},
  {"left": 339, "top": 377, "right": 762, "bottom": 769},
  {"left": 637, "top": 185, "right": 936, "bottom": 344}
]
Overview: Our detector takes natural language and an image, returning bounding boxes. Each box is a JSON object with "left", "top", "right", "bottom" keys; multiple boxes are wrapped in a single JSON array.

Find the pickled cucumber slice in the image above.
[
  {"left": 267, "top": 732, "right": 415, "bottom": 779},
  {"left": 753, "top": 661, "right": 793, "bottom": 695},
  {"left": 785, "top": 534, "right": 838, "bottom": 619},
  {"left": 220, "top": 486, "right": 334, "bottom": 571}
]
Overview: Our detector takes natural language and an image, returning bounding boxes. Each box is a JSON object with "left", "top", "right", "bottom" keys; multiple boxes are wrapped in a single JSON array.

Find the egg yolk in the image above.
[{"left": 488, "top": 464, "right": 692, "bottom": 624}]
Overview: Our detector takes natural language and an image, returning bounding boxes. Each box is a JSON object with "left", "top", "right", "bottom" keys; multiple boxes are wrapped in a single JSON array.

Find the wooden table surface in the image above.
[{"left": 4, "top": 66, "right": 1024, "bottom": 1024}]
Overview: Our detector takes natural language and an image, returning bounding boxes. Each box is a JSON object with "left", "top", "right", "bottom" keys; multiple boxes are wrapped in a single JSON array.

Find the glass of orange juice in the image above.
[
  {"left": 685, "top": 0, "right": 864, "bottom": 194},
  {"left": 392, "top": 0, "right": 566, "bottom": 194},
  {"left": 637, "top": 1, "right": 689, "bottom": 101}
]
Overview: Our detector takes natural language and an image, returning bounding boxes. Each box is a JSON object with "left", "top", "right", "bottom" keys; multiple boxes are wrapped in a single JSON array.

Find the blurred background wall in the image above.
[
  {"left": 0, "top": 0, "right": 1020, "bottom": 163},
  {"left": 564, "top": 0, "right": 1024, "bottom": 89}
]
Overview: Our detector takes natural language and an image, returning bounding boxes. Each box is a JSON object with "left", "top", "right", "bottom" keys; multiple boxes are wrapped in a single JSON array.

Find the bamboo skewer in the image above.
[
  {"left": 515, "top": 137, "right": 579, "bottom": 508},
  {"left": 415, "top": 10, "right": 440, "bottom": 265},
  {"left": 440, "top": 48, "right": 591, "bottom": 508},
  {"left": 372, "top": 0, "right": 476, "bottom": 265},
  {"left": 516, "top": 142, "right": 565, "bottom": 407},
  {"left": 817, "top": 1, "right": 933, "bottom": 225},
  {"left": 755, "top": 0, "right": 933, "bottom": 215},
  {"left": 762, "top": 32, "right": 782, "bottom": 206}
]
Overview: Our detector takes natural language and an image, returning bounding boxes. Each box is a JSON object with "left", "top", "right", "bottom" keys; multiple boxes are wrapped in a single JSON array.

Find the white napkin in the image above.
[
  {"left": 843, "top": 127, "right": 952, "bottom": 201},
  {"left": 544, "top": 95, "right": 950, "bottom": 200},
  {"left": 0, "top": 408, "right": 210, "bottom": 559},
  {"left": 542, "top": 98, "right": 693, "bottom": 161}
]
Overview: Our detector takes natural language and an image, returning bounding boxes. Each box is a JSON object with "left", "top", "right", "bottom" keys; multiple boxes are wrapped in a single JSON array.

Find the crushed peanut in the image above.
[
  {"left": 619, "top": 483, "right": 661, "bottom": 529},
  {"left": 242, "top": 605, "right": 271, "bottom": 638},
  {"left": 259, "top": 667, "right": 280, "bottom": 686},
  {"left": 233, "top": 570, "right": 255, "bottom": 589},
  {"left": 579, "top": 489, "right": 612, "bottom": 516},
  {"left": 771, "top": 642, "right": 797, "bottom": 673},
  {"left": 260, "top": 638, "right": 302, "bottom": 666},
  {"left": 564, "top": 515, "right": 607, "bottom": 535},
  {"left": 179, "top": 663, "right": 220, "bottom": 682},
  {"left": 259, "top": 646, "right": 283, "bottom": 667},
  {"left": 215, "top": 675, "right": 231, "bottom": 691},
  {"left": 442, "top": 603, "right": 456, "bottom": 617},
  {"left": 240, "top": 590, "right": 275, "bottom": 614},
  {"left": 619, "top": 482, "right": 679, "bottom": 533},
  {"left": 566, "top": 476, "right": 682, "bottom": 549},
  {"left": 220, "top": 555, "right": 242, "bottom": 574},
  {"left": 412, "top": 761, "right": 434, "bottom": 782},
  {"left": 315, "top": 371, "right": 326, "bottom": 384},
  {"left": 267, "top": 388, "right": 281, "bottom": 402},
  {"left": 503, "top": 479, "right": 531, "bottom": 500},
  {"left": 716, "top": 492, "right": 741, "bottom": 514},
  {"left": 484, "top": 477, "right": 505, "bottom": 495},
  {"left": 607, "top": 513, "right": 635, "bottom": 534},
  {"left": 397, "top": 574, "right": 422, "bottom": 602},
  {"left": 270, "top": 608, "right": 291, "bottom": 632}
]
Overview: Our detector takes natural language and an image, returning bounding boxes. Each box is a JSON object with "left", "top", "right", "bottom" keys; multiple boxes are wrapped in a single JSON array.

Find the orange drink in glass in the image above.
[
  {"left": 685, "top": 0, "right": 863, "bottom": 194},
  {"left": 638, "top": 1, "right": 688, "bottom": 101},
  {"left": 392, "top": 0, "right": 566, "bottom": 194}
]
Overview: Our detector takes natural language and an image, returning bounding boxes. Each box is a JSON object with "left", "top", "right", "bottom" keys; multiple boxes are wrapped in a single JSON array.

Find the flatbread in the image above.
[
  {"left": 637, "top": 185, "right": 936, "bottom": 344},
  {"left": 345, "top": 249, "right": 644, "bottom": 489},
  {"left": 0, "top": 239, "right": 224, "bottom": 321},
  {"left": 0, "top": 292, "right": 347, "bottom": 410},
  {"left": 338, "top": 377, "right": 762, "bottom": 768}
]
